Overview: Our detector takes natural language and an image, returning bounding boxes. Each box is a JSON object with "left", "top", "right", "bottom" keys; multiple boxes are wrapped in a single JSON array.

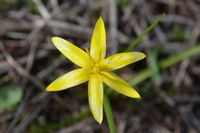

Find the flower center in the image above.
[{"left": 91, "top": 63, "right": 101, "bottom": 74}]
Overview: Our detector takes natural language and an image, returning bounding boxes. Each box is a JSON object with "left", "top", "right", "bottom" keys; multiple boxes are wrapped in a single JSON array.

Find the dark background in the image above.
[{"left": 0, "top": 0, "right": 200, "bottom": 133}]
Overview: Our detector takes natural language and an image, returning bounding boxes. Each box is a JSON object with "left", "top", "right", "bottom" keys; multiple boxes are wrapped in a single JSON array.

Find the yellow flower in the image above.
[{"left": 46, "top": 17, "right": 146, "bottom": 124}]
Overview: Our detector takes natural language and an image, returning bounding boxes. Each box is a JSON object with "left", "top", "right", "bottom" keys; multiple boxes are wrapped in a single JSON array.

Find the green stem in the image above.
[
  {"left": 125, "top": 13, "right": 165, "bottom": 51},
  {"left": 104, "top": 94, "right": 116, "bottom": 133}
]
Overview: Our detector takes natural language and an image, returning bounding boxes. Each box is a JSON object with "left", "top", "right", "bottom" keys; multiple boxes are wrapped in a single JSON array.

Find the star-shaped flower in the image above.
[{"left": 46, "top": 17, "right": 146, "bottom": 124}]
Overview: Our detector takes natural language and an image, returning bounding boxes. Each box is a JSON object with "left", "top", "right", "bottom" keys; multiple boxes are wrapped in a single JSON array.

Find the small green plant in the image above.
[{"left": 0, "top": 85, "right": 22, "bottom": 110}]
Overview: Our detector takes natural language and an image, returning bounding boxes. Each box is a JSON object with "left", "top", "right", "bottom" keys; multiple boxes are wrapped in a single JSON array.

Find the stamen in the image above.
[
  {"left": 86, "top": 48, "right": 90, "bottom": 55},
  {"left": 85, "top": 48, "right": 95, "bottom": 64}
]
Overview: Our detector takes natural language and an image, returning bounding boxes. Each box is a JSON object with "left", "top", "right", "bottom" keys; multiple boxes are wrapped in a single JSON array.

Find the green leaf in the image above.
[{"left": 0, "top": 85, "right": 23, "bottom": 110}]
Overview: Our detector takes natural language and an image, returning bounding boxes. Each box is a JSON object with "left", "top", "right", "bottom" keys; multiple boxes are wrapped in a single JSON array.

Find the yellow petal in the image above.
[
  {"left": 52, "top": 37, "right": 93, "bottom": 68},
  {"left": 46, "top": 68, "right": 90, "bottom": 91},
  {"left": 90, "top": 17, "right": 106, "bottom": 62},
  {"left": 101, "top": 72, "right": 140, "bottom": 98},
  {"left": 102, "top": 52, "right": 146, "bottom": 71},
  {"left": 88, "top": 74, "right": 103, "bottom": 124}
]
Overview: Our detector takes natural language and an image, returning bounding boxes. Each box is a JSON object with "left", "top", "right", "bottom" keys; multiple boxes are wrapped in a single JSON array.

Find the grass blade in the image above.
[
  {"left": 125, "top": 13, "right": 165, "bottom": 51},
  {"left": 128, "top": 44, "right": 200, "bottom": 86}
]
